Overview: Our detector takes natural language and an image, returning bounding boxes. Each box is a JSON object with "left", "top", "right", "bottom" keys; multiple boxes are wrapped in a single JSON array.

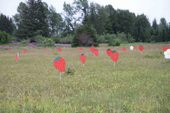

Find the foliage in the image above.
[
  {"left": 59, "top": 35, "right": 74, "bottom": 44},
  {"left": 34, "top": 35, "right": 55, "bottom": 47},
  {"left": 0, "top": 13, "right": 15, "bottom": 35},
  {"left": 14, "top": 0, "right": 64, "bottom": 39},
  {"left": 72, "top": 25, "right": 98, "bottom": 47},
  {"left": 0, "top": 31, "right": 10, "bottom": 44},
  {"left": 97, "top": 33, "right": 130, "bottom": 44},
  {"left": 133, "top": 14, "right": 151, "bottom": 42},
  {"left": 48, "top": 6, "right": 64, "bottom": 37},
  {"left": 0, "top": 0, "right": 169, "bottom": 44},
  {"left": 108, "top": 38, "right": 121, "bottom": 46}
]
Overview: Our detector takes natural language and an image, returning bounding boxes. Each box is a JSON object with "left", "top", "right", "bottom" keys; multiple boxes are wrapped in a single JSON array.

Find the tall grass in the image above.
[{"left": 0, "top": 43, "right": 170, "bottom": 113}]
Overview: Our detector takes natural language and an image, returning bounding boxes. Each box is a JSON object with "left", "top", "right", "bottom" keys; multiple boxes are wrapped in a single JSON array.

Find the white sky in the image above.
[{"left": 0, "top": 0, "right": 170, "bottom": 23}]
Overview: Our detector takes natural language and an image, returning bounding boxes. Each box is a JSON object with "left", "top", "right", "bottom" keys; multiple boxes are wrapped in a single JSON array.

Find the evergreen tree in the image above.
[{"left": 0, "top": 13, "right": 15, "bottom": 34}]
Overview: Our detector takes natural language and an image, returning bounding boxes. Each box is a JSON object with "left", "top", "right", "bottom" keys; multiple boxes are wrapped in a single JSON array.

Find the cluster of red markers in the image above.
[{"left": 13, "top": 45, "right": 169, "bottom": 75}]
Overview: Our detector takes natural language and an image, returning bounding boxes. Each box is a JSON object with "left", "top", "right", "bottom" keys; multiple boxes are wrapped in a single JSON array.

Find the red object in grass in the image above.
[
  {"left": 22, "top": 49, "right": 28, "bottom": 54},
  {"left": 138, "top": 45, "right": 144, "bottom": 52},
  {"left": 57, "top": 48, "right": 62, "bottom": 53},
  {"left": 79, "top": 48, "right": 83, "bottom": 51},
  {"left": 162, "top": 46, "right": 170, "bottom": 52},
  {"left": 110, "top": 52, "right": 119, "bottom": 63},
  {"left": 89, "top": 47, "right": 99, "bottom": 56},
  {"left": 53, "top": 57, "right": 66, "bottom": 73},
  {"left": 15, "top": 53, "right": 20, "bottom": 61},
  {"left": 93, "top": 49, "right": 99, "bottom": 56},
  {"left": 106, "top": 49, "right": 112, "bottom": 56},
  {"left": 121, "top": 48, "right": 127, "bottom": 52},
  {"left": 80, "top": 54, "right": 86, "bottom": 64}
]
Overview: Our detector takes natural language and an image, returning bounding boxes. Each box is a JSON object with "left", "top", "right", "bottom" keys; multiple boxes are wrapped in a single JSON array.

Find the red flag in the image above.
[
  {"left": 138, "top": 45, "right": 144, "bottom": 52},
  {"left": 22, "top": 49, "right": 28, "bottom": 54},
  {"left": 93, "top": 49, "right": 99, "bottom": 56},
  {"left": 89, "top": 47, "right": 99, "bottom": 56},
  {"left": 15, "top": 53, "right": 20, "bottom": 61},
  {"left": 121, "top": 48, "right": 127, "bottom": 52},
  {"left": 80, "top": 54, "right": 86, "bottom": 64},
  {"left": 162, "top": 46, "right": 170, "bottom": 52},
  {"left": 57, "top": 48, "right": 62, "bottom": 53},
  {"left": 79, "top": 48, "right": 83, "bottom": 51},
  {"left": 106, "top": 49, "right": 112, "bottom": 56},
  {"left": 110, "top": 52, "right": 119, "bottom": 63},
  {"left": 53, "top": 57, "right": 66, "bottom": 73}
]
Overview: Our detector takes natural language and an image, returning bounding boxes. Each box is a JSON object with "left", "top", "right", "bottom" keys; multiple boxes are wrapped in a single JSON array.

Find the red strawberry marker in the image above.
[
  {"left": 89, "top": 47, "right": 99, "bottom": 56},
  {"left": 57, "top": 48, "right": 62, "bottom": 53},
  {"left": 80, "top": 54, "right": 86, "bottom": 65},
  {"left": 93, "top": 49, "right": 99, "bottom": 56},
  {"left": 106, "top": 49, "right": 112, "bottom": 56},
  {"left": 53, "top": 56, "right": 66, "bottom": 73},
  {"left": 22, "top": 49, "right": 28, "bottom": 54},
  {"left": 162, "top": 46, "right": 170, "bottom": 52},
  {"left": 110, "top": 50, "right": 119, "bottom": 63},
  {"left": 138, "top": 45, "right": 144, "bottom": 52},
  {"left": 15, "top": 53, "right": 20, "bottom": 61},
  {"left": 79, "top": 48, "right": 83, "bottom": 51},
  {"left": 121, "top": 48, "right": 127, "bottom": 52}
]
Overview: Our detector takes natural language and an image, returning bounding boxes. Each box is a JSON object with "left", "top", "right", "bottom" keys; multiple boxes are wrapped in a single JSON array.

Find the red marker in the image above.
[
  {"left": 121, "top": 48, "right": 127, "bottom": 52},
  {"left": 22, "top": 49, "right": 28, "bottom": 54},
  {"left": 57, "top": 48, "right": 62, "bottom": 53},
  {"left": 138, "top": 45, "right": 144, "bottom": 52},
  {"left": 79, "top": 48, "right": 83, "bottom": 51},
  {"left": 89, "top": 47, "right": 99, "bottom": 56},
  {"left": 93, "top": 49, "right": 99, "bottom": 56},
  {"left": 162, "top": 46, "right": 170, "bottom": 52},
  {"left": 80, "top": 54, "right": 86, "bottom": 64},
  {"left": 15, "top": 53, "right": 20, "bottom": 61},
  {"left": 53, "top": 57, "right": 66, "bottom": 73},
  {"left": 110, "top": 51, "right": 119, "bottom": 63},
  {"left": 106, "top": 49, "right": 112, "bottom": 56}
]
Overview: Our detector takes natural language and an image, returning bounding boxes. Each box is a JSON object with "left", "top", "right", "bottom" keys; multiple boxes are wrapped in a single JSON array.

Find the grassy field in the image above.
[{"left": 0, "top": 43, "right": 170, "bottom": 113}]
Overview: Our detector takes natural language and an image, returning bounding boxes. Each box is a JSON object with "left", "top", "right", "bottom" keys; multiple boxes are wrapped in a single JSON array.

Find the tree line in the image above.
[{"left": 0, "top": 0, "right": 170, "bottom": 45}]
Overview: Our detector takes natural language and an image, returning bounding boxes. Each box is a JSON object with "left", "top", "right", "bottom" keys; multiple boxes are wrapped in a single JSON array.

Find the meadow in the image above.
[{"left": 0, "top": 43, "right": 170, "bottom": 113}]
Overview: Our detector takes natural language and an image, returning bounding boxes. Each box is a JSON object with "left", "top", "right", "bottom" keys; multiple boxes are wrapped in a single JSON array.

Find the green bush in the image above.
[
  {"left": 59, "top": 35, "right": 74, "bottom": 44},
  {"left": 108, "top": 38, "right": 121, "bottom": 46},
  {"left": 20, "top": 40, "right": 29, "bottom": 46},
  {"left": 97, "top": 35, "right": 107, "bottom": 43},
  {"left": 34, "top": 35, "right": 55, "bottom": 47},
  {"left": 117, "top": 32, "right": 127, "bottom": 43},
  {"left": 127, "top": 34, "right": 135, "bottom": 43},
  {"left": 0, "top": 31, "right": 10, "bottom": 44}
]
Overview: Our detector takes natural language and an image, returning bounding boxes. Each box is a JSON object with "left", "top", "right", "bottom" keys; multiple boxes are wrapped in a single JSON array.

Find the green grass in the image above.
[{"left": 0, "top": 43, "right": 170, "bottom": 113}]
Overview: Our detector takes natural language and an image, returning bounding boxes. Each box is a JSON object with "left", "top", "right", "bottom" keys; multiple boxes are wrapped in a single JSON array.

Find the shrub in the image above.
[
  {"left": 72, "top": 25, "right": 98, "bottom": 47},
  {"left": 34, "top": 35, "right": 55, "bottom": 47},
  {"left": 127, "top": 34, "right": 135, "bottom": 43},
  {"left": 108, "top": 38, "right": 121, "bottom": 46},
  {"left": 117, "top": 32, "right": 127, "bottom": 43},
  {"left": 20, "top": 40, "right": 29, "bottom": 46},
  {"left": 0, "top": 31, "right": 10, "bottom": 44},
  {"left": 59, "top": 35, "right": 74, "bottom": 44},
  {"left": 97, "top": 35, "right": 107, "bottom": 43}
]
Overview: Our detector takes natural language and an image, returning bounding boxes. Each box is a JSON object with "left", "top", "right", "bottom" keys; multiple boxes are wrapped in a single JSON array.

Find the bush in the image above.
[
  {"left": 72, "top": 25, "right": 98, "bottom": 47},
  {"left": 59, "top": 35, "right": 74, "bottom": 44},
  {"left": 108, "top": 38, "right": 121, "bottom": 46},
  {"left": 20, "top": 40, "right": 29, "bottom": 46},
  {"left": 127, "top": 34, "right": 135, "bottom": 43},
  {"left": 97, "top": 35, "right": 107, "bottom": 43},
  {"left": 34, "top": 35, "right": 55, "bottom": 47},
  {"left": 0, "top": 31, "right": 10, "bottom": 44},
  {"left": 117, "top": 32, "right": 127, "bottom": 43}
]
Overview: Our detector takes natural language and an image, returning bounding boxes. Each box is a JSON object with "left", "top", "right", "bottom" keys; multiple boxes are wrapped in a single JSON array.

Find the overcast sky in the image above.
[{"left": 0, "top": 0, "right": 170, "bottom": 23}]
